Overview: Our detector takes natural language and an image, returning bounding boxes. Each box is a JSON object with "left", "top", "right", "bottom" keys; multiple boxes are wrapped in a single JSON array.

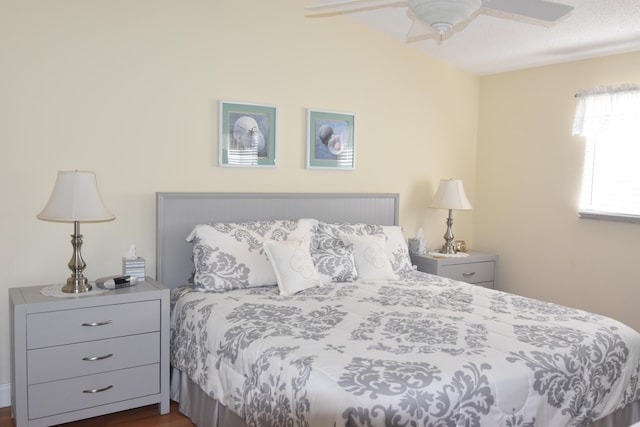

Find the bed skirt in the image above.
[
  {"left": 171, "top": 368, "right": 244, "bottom": 427},
  {"left": 170, "top": 368, "right": 640, "bottom": 427}
]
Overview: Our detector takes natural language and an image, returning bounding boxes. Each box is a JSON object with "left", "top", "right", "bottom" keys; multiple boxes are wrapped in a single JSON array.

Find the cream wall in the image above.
[
  {"left": 0, "top": 1, "right": 478, "bottom": 387},
  {"left": 474, "top": 51, "right": 640, "bottom": 332}
]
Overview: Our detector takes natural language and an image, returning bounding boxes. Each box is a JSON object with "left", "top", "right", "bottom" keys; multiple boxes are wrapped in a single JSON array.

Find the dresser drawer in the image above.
[
  {"left": 27, "top": 300, "right": 159, "bottom": 349},
  {"left": 27, "top": 332, "right": 159, "bottom": 385},
  {"left": 440, "top": 261, "right": 495, "bottom": 284},
  {"left": 27, "top": 363, "right": 159, "bottom": 420}
]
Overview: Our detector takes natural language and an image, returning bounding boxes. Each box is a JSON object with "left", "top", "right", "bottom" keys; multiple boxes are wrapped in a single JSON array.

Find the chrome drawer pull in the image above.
[
  {"left": 462, "top": 272, "right": 476, "bottom": 277},
  {"left": 82, "top": 353, "right": 113, "bottom": 361},
  {"left": 82, "top": 385, "right": 113, "bottom": 394},
  {"left": 81, "top": 320, "right": 112, "bottom": 327}
]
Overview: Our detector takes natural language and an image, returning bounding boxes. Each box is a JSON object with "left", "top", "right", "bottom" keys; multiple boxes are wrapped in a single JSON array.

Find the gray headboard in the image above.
[{"left": 156, "top": 192, "right": 400, "bottom": 288}]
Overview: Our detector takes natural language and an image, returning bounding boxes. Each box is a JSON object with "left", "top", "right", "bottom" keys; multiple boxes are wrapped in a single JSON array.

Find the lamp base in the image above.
[
  {"left": 61, "top": 221, "right": 92, "bottom": 293},
  {"left": 62, "top": 277, "right": 92, "bottom": 293},
  {"left": 439, "top": 209, "right": 457, "bottom": 255},
  {"left": 439, "top": 243, "right": 457, "bottom": 255}
]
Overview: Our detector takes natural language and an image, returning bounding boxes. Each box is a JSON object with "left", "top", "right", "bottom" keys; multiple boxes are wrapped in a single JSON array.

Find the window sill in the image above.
[{"left": 579, "top": 210, "right": 640, "bottom": 224}]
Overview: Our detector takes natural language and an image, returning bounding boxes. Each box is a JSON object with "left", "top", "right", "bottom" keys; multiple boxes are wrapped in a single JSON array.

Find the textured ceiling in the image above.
[{"left": 306, "top": 0, "right": 640, "bottom": 75}]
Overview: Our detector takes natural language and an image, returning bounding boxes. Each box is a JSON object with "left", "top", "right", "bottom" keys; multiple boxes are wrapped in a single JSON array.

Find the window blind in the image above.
[{"left": 573, "top": 85, "right": 640, "bottom": 221}]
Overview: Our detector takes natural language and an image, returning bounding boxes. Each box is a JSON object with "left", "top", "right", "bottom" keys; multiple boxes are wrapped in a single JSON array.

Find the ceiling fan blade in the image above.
[
  {"left": 406, "top": 18, "right": 430, "bottom": 39},
  {"left": 482, "top": 0, "right": 573, "bottom": 21},
  {"left": 405, "top": 18, "right": 441, "bottom": 43},
  {"left": 305, "top": 0, "right": 392, "bottom": 11}
]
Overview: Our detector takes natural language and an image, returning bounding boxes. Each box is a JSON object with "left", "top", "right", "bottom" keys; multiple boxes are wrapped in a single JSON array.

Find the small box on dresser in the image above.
[
  {"left": 410, "top": 250, "right": 498, "bottom": 288},
  {"left": 9, "top": 278, "right": 170, "bottom": 427}
]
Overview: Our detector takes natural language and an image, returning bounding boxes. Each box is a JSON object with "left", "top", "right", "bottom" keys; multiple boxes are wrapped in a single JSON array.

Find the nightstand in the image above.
[
  {"left": 9, "top": 278, "right": 170, "bottom": 427},
  {"left": 410, "top": 251, "right": 498, "bottom": 288}
]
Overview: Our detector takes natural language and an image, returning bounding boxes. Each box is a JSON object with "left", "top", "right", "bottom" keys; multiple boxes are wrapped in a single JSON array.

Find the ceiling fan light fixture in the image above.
[
  {"left": 408, "top": 0, "right": 482, "bottom": 34},
  {"left": 431, "top": 22, "right": 452, "bottom": 35}
]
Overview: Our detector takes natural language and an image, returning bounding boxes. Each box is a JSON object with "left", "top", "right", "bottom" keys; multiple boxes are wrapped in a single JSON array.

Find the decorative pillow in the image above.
[
  {"left": 340, "top": 233, "right": 397, "bottom": 281},
  {"left": 381, "top": 225, "right": 414, "bottom": 273},
  {"left": 186, "top": 218, "right": 317, "bottom": 292},
  {"left": 310, "top": 222, "right": 358, "bottom": 283},
  {"left": 263, "top": 239, "right": 321, "bottom": 296},
  {"left": 312, "top": 222, "right": 413, "bottom": 276}
]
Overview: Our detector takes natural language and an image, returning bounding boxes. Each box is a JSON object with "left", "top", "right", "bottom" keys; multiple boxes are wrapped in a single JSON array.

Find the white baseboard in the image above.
[{"left": 0, "top": 383, "right": 10, "bottom": 408}]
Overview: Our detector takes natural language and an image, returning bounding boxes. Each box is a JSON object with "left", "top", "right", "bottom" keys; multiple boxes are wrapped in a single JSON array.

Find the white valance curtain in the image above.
[{"left": 572, "top": 84, "right": 640, "bottom": 136}]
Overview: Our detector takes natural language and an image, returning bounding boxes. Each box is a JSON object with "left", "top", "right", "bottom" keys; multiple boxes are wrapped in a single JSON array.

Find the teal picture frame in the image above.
[
  {"left": 219, "top": 101, "right": 277, "bottom": 167},
  {"left": 306, "top": 109, "right": 355, "bottom": 169}
]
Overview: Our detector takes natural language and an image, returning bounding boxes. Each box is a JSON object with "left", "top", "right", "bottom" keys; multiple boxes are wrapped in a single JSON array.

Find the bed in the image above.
[{"left": 158, "top": 192, "right": 640, "bottom": 427}]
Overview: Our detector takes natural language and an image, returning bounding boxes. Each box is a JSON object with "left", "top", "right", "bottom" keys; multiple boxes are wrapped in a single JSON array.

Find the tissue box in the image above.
[
  {"left": 408, "top": 238, "right": 426, "bottom": 255},
  {"left": 122, "top": 257, "right": 146, "bottom": 280}
]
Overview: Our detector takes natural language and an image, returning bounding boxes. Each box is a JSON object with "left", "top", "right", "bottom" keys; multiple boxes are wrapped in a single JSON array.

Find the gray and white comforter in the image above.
[{"left": 170, "top": 270, "right": 640, "bottom": 427}]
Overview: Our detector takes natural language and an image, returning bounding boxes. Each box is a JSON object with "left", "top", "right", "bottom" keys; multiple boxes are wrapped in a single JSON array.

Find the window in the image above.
[{"left": 572, "top": 85, "right": 640, "bottom": 222}]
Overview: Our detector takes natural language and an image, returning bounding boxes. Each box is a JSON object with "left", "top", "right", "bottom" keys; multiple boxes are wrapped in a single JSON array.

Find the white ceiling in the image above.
[{"left": 306, "top": 0, "right": 640, "bottom": 75}]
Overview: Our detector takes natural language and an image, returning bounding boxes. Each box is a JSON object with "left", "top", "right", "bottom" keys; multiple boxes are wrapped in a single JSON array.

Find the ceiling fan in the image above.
[{"left": 306, "top": 0, "right": 574, "bottom": 40}]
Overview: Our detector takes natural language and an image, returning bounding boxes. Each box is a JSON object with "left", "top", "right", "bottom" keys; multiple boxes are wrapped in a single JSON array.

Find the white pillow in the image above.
[
  {"left": 186, "top": 218, "right": 317, "bottom": 292},
  {"left": 263, "top": 239, "right": 322, "bottom": 296},
  {"left": 381, "top": 225, "right": 413, "bottom": 273},
  {"left": 340, "top": 233, "right": 397, "bottom": 281},
  {"left": 314, "top": 221, "right": 413, "bottom": 275}
]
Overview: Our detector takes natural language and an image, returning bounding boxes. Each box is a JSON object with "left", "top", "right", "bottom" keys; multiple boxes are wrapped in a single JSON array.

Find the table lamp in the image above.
[
  {"left": 37, "top": 171, "right": 115, "bottom": 293},
  {"left": 430, "top": 179, "right": 472, "bottom": 254}
]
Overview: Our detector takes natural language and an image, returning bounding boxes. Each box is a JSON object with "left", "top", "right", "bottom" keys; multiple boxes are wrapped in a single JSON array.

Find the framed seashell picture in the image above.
[
  {"left": 219, "top": 100, "right": 277, "bottom": 167},
  {"left": 306, "top": 109, "right": 355, "bottom": 170}
]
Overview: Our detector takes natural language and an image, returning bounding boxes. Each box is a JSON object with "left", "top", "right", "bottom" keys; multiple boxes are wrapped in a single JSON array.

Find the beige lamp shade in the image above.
[
  {"left": 37, "top": 171, "right": 115, "bottom": 222},
  {"left": 430, "top": 179, "right": 472, "bottom": 210}
]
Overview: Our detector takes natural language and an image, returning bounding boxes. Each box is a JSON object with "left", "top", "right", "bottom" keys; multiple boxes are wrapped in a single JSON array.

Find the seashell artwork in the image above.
[{"left": 232, "top": 116, "right": 265, "bottom": 151}]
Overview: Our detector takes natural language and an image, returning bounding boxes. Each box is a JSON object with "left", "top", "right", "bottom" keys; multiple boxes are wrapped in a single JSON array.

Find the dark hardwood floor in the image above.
[{"left": 0, "top": 401, "right": 195, "bottom": 427}]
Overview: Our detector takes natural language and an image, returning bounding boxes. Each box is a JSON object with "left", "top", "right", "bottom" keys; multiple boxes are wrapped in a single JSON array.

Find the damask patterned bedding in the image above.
[{"left": 170, "top": 269, "right": 640, "bottom": 427}]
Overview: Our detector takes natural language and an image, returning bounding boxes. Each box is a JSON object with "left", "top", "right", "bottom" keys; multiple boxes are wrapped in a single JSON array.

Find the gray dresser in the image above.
[
  {"left": 9, "top": 278, "right": 170, "bottom": 427},
  {"left": 410, "top": 250, "right": 498, "bottom": 288}
]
